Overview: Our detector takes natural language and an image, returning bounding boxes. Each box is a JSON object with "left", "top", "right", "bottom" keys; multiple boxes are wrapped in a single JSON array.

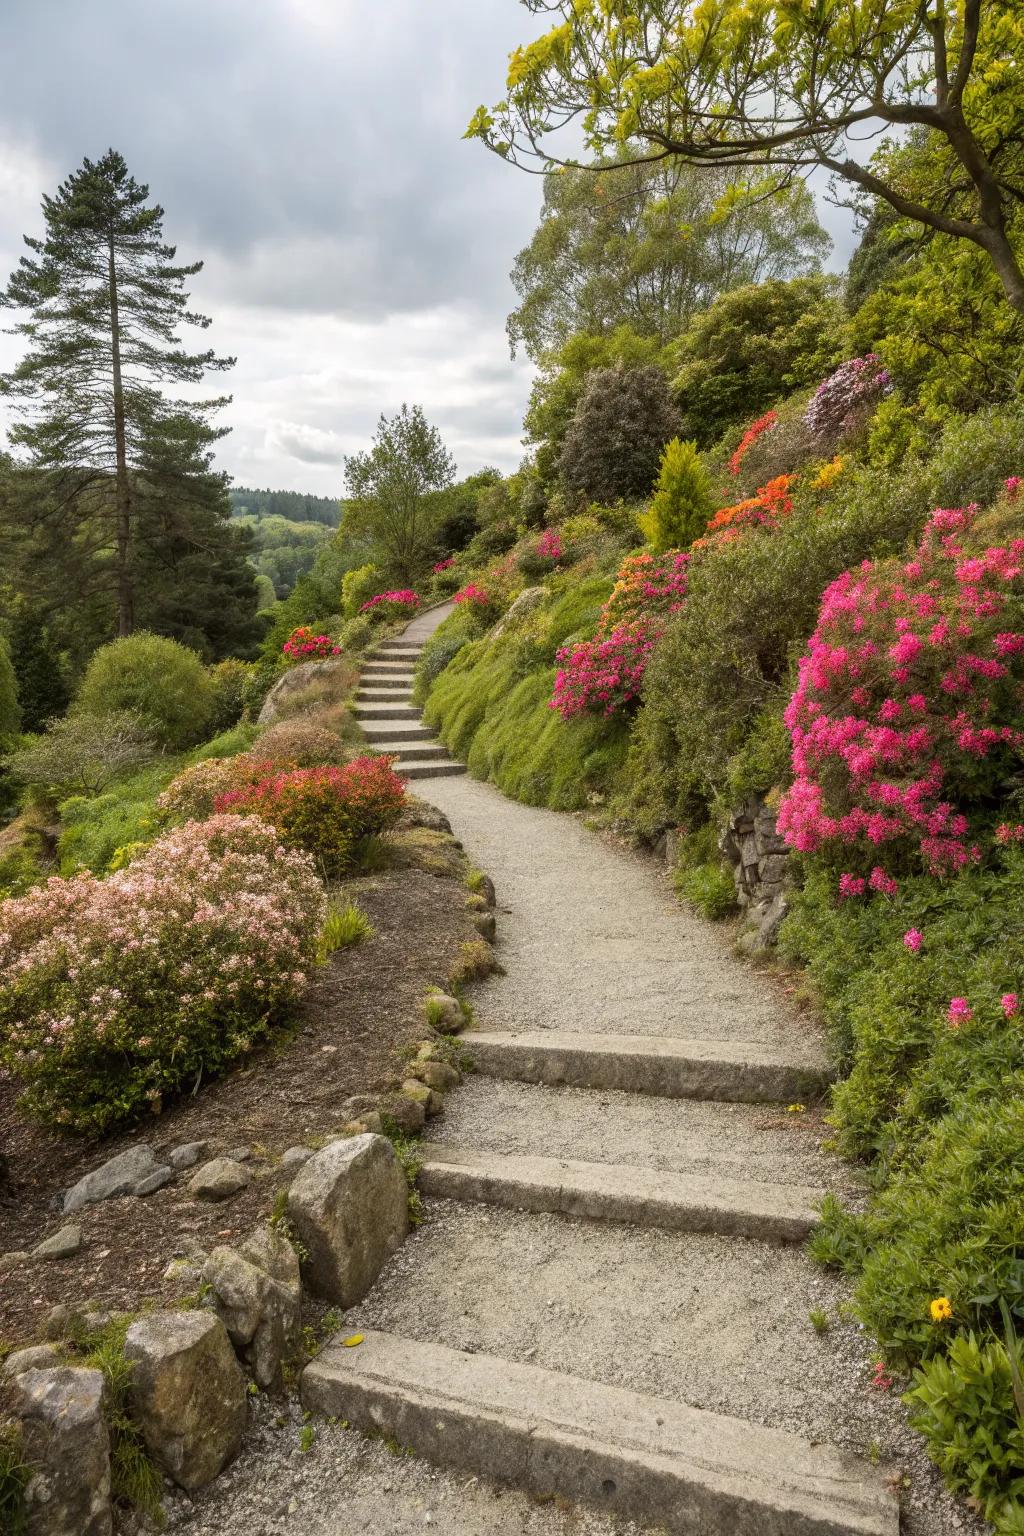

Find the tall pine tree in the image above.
[{"left": 0, "top": 150, "right": 258, "bottom": 651}]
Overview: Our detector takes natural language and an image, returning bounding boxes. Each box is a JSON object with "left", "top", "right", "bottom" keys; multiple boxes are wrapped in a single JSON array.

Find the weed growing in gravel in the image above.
[
  {"left": 381, "top": 1129, "right": 424, "bottom": 1225},
  {"left": 298, "top": 1422, "right": 316, "bottom": 1453},
  {"left": 808, "top": 1308, "right": 830, "bottom": 1335}
]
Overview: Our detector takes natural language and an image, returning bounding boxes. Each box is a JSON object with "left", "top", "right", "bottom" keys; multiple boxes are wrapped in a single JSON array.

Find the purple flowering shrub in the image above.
[
  {"left": 805, "top": 354, "right": 891, "bottom": 443},
  {"left": 0, "top": 815, "right": 325, "bottom": 1132}
]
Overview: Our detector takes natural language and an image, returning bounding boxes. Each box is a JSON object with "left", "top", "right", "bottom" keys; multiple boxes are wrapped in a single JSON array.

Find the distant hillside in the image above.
[{"left": 229, "top": 486, "right": 342, "bottom": 527}]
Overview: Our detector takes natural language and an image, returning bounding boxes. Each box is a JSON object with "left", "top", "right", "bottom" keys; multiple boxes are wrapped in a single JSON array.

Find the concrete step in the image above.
[
  {"left": 361, "top": 724, "right": 435, "bottom": 744},
  {"left": 418, "top": 1145, "right": 822, "bottom": 1243},
  {"left": 353, "top": 704, "right": 421, "bottom": 721},
  {"left": 357, "top": 687, "right": 414, "bottom": 702},
  {"left": 301, "top": 1332, "right": 898, "bottom": 1536},
  {"left": 374, "top": 742, "right": 450, "bottom": 762},
  {"left": 462, "top": 1030, "right": 831, "bottom": 1105},
  {"left": 376, "top": 642, "right": 423, "bottom": 656},
  {"left": 358, "top": 675, "right": 415, "bottom": 690},
  {"left": 396, "top": 760, "right": 467, "bottom": 780}
]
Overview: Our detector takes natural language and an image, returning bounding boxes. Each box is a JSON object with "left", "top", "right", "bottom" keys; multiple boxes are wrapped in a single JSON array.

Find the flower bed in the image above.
[
  {"left": 215, "top": 755, "right": 406, "bottom": 871},
  {"left": 777, "top": 496, "right": 1024, "bottom": 874},
  {"left": 359, "top": 590, "right": 421, "bottom": 622},
  {"left": 282, "top": 626, "right": 341, "bottom": 662},
  {"left": 0, "top": 816, "right": 325, "bottom": 1133}
]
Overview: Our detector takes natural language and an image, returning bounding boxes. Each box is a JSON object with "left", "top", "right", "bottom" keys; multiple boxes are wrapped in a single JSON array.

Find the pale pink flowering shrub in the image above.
[
  {"left": 777, "top": 502, "right": 1024, "bottom": 875},
  {"left": 0, "top": 815, "right": 325, "bottom": 1133},
  {"left": 804, "top": 354, "right": 891, "bottom": 442}
]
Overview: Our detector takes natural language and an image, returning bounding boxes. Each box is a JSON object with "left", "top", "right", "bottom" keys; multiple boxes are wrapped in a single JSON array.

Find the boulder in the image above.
[
  {"left": 425, "top": 993, "right": 463, "bottom": 1034},
  {"left": 490, "top": 585, "right": 545, "bottom": 639},
  {"left": 2, "top": 1343, "right": 60, "bottom": 1379},
  {"left": 413, "top": 1060, "right": 461, "bottom": 1092},
  {"left": 188, "top": 1157, "right": 251, "bottom": 1202},
  {"left": 203, "top": 1225, "right": 301, "bottom": 1391},
  {"left": 32, "top": 1224, "right": 82, "bottom": 1261},
  {"left": 0, "top": 1250, "right": 28, "bottom": 1274},
  {"left": 401, "top": 1079, "right": 443, "bottom": 1117},
  {"left": 472, "top": 911, "right": 497, "bottom": 943},
  {"left": 380, "top": 1094, "right": 426, "bottom": 1135},
  {"left": 287, "top": 1133, "right": 409, "bottom": 1305},
  {"left": 124, "top": 1311, "right": 246, "bottom": 1491},
  {"left": 471, "top": 873, "right": 497, "bottom": 909},
  {"left": 15, "top": 1366, "right": 112, "bottom": 1536},
  {"left": 167, "top": 1141, "right": 209, "bottom": 1172},
  {"left": 226, "top": 1146, "right": 252, "bottom": 1163},
  {"left": 63, "top": 1144, "right": 172, "bottom": 1213},
  {"left": 257, "top": 658, "right": 346, "bottom": 726},
  {"left": 398, "top": 800, "right": 453, "bottom": 837},
  {"left": 280, "top": 1146, "right": 314, "bottom": 1174}
]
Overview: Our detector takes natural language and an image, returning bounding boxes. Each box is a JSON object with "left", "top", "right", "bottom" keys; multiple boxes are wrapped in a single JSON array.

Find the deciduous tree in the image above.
[{"left": 344, "top": 406, "right": 457, "bottom": 582}]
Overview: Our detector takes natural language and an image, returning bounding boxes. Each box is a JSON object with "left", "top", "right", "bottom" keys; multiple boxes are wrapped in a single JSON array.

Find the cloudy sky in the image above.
[{"left": 0, "top": 0, "right": 856, "bottom": 494}]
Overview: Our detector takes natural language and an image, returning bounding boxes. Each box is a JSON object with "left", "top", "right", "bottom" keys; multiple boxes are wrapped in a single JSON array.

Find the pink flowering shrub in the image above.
[
  {"left": 157, "top": 754, "right": 272, "bottom": 821},
  {"left": 360, "top": 590, "right": 420, "bottom": 621},
  {"left": 452, "top": 582, "right": 495, "bottom": 615},
  {"left": 282, "top": 626, "right": 341, "bottom": 661},
  {"left": 777, "top": 502, "right": 1024, "bottom": 875},
  {"left": 549, "top": 551, "right": 689, "bottom": 720},
  {"left": 433, "top": 558, "right": 455, "bottom": 574},
  {"left": 0, "top": 816, "right": 325, "bottom": 1133},
  {"left": 518, "top": 527, "right": 564, "bottom": 579},
  {"left": 805, "top": 354, "right": 891, "bottom": 442}
]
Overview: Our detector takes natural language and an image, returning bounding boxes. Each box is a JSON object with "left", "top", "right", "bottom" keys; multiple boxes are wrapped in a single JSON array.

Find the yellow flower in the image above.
[
  {"left": 811, "top": 455, "right": 845, "bottom": 491},
  {"left": 786, "top": 1103, "right": 806, "bottom": 1114},
  {"left": 930, "top": 1296, "right": 953, "bottom": 1322}
]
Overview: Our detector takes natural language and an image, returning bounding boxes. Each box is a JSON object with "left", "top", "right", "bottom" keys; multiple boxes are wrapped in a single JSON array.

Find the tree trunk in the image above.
[
  {"left": 979, "top": 224, "right": 1024, "bottom": 314},
  {"left": 108, "top": 230, "right": 134, "bottom": 636}
]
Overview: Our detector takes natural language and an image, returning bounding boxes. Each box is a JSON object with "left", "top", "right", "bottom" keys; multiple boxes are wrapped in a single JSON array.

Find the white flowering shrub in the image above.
[{"left": 0, "top": 815, "right": 326, "bottom": 1133}]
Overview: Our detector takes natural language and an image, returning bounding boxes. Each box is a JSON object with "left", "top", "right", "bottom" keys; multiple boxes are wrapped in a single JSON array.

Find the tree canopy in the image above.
[
  {"left": 344, "top": 405, "right": 457, "bottom": 582},
  {"left": 508, "top": 151, "right": 829, "bottom": 360},
  {"left": 468, "top": 0, "right": 1024, "bottom": 311}
]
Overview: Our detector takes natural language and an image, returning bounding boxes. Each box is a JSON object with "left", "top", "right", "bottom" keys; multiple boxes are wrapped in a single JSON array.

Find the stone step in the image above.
[
  {"left": 376, "top": 642, "right": 423, "bottom": 656},
  {"left": 462, "top": 1030, "right": 831, "bottom": 1105},
  {"left": 417, "top": 1145, "right": 822, "bottom": 1243},
  {"left": 361, "top": 671, "right": 417, "bottom": 684},
  {"left": 353, "top": 704, "right": 421, "bottom": 721},
  {"left": 396, "top": 761, "right": 467, "bottom": 780},
  {"left": 357, "top": 687, "right": 415, "bottom": 702},
  {"left": 361, "top": 724, "right": 435, "bottom": 744},
  {"left": 358, "top": 675, "right": 415, "bottom": 690},
  {"left": 301, "top": 1332, "right": 897, "bottom": 1536},
  {"left": 374, "top": 742, "right": 450, "bottom": 762}
]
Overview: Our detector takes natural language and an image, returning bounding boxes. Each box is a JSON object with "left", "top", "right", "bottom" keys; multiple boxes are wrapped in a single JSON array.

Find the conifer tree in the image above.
[{"left": 0, "top": 150, "right": 244, "bottom": 640}]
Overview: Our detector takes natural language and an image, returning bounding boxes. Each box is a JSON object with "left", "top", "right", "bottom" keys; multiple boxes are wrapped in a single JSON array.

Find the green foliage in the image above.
[
  {"left": 342, "top": 563, "right": 380, "bottom": 618},
  {"left": 0, "top": 1418, "right": 31, "bottom": 1536},
  {"left": 229, "top": 486, "right": 341, "bottom": 527},
  {"left": 672, "top": 823, "right": 736, "bottom": 920},
  {"left": 414, "top": 607, "right": 482, "bottom": 703},
  {"left": 9, "top": 712, "right": 157, "bottom": 799},
  {"left": 317, "top": 900, "right": 373, "bottom": 960},
  {"left": 76, "top": 632, "right": 216, "bottom": 748},
  {"left": 5, "top": 608, "right": 65, "bottom": 735},
  {"left": 70, "top": 1315, "right": 163, "bottom": 1520},
  {"left": 670, "top": 277, "right": 845, "bottom": 445},
  {"left": 344, "top": 406, "right": 456, "bottom": 583},
  {"left": 559, "top": 363, "right": 680, "bottom": 504},
  {"left": 641, "top": 438, "right": 715, "bottom": 550},
  {"left": 337, "top": 614, "right": 374, "bottom": 654},
  {"left": 207, "top": 657, "right": 254, "bottom": 733},
  {"left": 233, "top": 514, "right": 332, "bottom": 600},
  {"left": 808, "top": 1308, "right": 830, "bottom": 1336},
  {"left": 56, "top": 761, "right": 178, "bottom": 874},
  {"left": 907, "top": 1332, "right": 1024, "bottom": 1526},
  {"left": 0, "top": 637, "right": 20, "bottom": 745}
]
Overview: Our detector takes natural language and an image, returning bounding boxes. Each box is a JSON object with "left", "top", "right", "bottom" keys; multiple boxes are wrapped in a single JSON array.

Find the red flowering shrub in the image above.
[
  {"left": 777, "top": 498, "right": 1024, "bottom": 875},
  {"left": 550, "top": 550, "right": 689, "bottom": 719},
  {"left": 729, "top": 410, "right": 777, "bottom": 476},
  {"left": 518, "top": 528, "right": 564, "bottom": 579},
  {"left": 452, "top": 582, "right": 496, "bottom": 616},
  {"left": 215, "top": 755, "right": 406, "bottom": 871},
  {"left": 158, "top": 754, "right": 275, "bottom": 821},
  {"left": 282, "top": 626, "right": 341, "bottom": 662},
  {"left": 360, "top": 590, "right": 420, "bottom": 621},
  {"left": 698, "top": 474, "right": 797, "bottom": 546}
]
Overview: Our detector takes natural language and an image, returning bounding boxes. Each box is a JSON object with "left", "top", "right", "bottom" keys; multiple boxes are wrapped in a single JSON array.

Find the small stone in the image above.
[
  {"left": 134, "top": 1166, "right": 176, "bottom": 1198},
  {"left": 44, "top": 1303, "right": 75, "bottom": 1341},
  {"left": 203, "top": 1229, "right": 300, "bottom": 1391},
  {"left": 3, "top": 1343, "right": 60, "bottom": 1378},
  {"left": 15, "top": 1366, "right": 112, "bottom": 1535},
  {"left": 64, "top": 1144, "right": 172, "bottom": 1213},
  {"left": 226, "top": 1146, "right": 252, "bottom": 1163},
  {"left": 472, "top": 911, "right": 497, "bottom": 943},
  {"left": 0, "top": 1250, "right": 28, "bottom": 1274},
  {"left": 424, "top": 993, "right": 463, "bottom": 1034},
  {"left": 125, "top": 1310, "right": 246, "bottom": 1491},
  {"left": 33, "top": 1223, "right": 83, "bottom": 1261},
  {"left": 339, "top": 1094, "right": 378, "bottom": 1119},
  {"left": 287, "top": 1133, "right": 409, "bottom": 1306},
  {"left": 189, "top": 1157, "right": 251, "bottom": 1202},
  {"left": 471, "top": 873, "right": 496, "bottom": 908},
  {"left": 380, "top": 1094, "right": 426, "bottom": 1135},
  {"left": 168, "top": 1141, "right": 209, "bottom": 1172},
  {"left": 280, "top": 1146, "right": 314, "bottom": 1173},
  {"left": 413, "top": 1061, "right": 461, "bottom": 1093},
  {"left": 401, "top": 1079, "right": 443, "bottom": 1117}
]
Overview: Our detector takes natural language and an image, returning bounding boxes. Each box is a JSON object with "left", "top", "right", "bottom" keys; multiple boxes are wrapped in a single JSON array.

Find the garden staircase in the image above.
[{"left": 353, "top": 620, "right": 466, "bottom": 781}]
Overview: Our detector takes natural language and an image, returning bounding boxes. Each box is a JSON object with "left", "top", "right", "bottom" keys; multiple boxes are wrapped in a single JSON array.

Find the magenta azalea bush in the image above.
[
  {"left": 360, "top": 589, "right": 420, "bottom": 620},
  {"left": 550, "top": 550, "right": 690, "bottom": 720},
  {"left": 282, "top": 626, "right": 341, "bottom": 661},
  {"left": 777, "top": 499, "right": 1024, "bottom": 875},
  {"left": 0, "top": 815, "right": 325, "bottom": 1133},
  {"left": 805, "top": 353, "right": 891, "bottom": 442}
]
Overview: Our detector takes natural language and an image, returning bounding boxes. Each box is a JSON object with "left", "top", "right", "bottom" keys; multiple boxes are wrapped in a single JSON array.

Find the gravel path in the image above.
[{"left": 178, "top": 612, "right": 985, "bottom": 1536}]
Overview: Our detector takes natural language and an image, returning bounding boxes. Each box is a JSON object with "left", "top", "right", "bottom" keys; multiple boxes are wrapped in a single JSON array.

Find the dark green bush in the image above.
[
  {"left": 559, "top": 364, "right": 680, "bottom": 504},
  {"left": 76, "top": 632, "right": 216, "bottom": 748},
  {"left": 673, "top": 823, "right": 737, "bottom": 920}
]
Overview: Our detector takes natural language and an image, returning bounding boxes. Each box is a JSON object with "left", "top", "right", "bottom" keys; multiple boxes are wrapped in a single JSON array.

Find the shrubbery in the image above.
[
  {"left": 360, "top": 590, "right": 420, "bottom": 622},
  {"left": 281, "top": 626, "right": 341, "bottom": 662},
  {"left": 8, "top": 712, "right": 156, "bottom": 797},
  {"left": 641, "top": 438, "right": 714, "bottom": 550},
  {"left": 75, "top": 632, "right": 216, "bottom": 748},
  {"left": 0, "top": 815, "right": 325, "bottom": 1133},
  {"left": 256, "top": 717, "right": 347, "bottom": 767},
  {"left": 215, "top": 755, "right": 405, "bottom": 871}
]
